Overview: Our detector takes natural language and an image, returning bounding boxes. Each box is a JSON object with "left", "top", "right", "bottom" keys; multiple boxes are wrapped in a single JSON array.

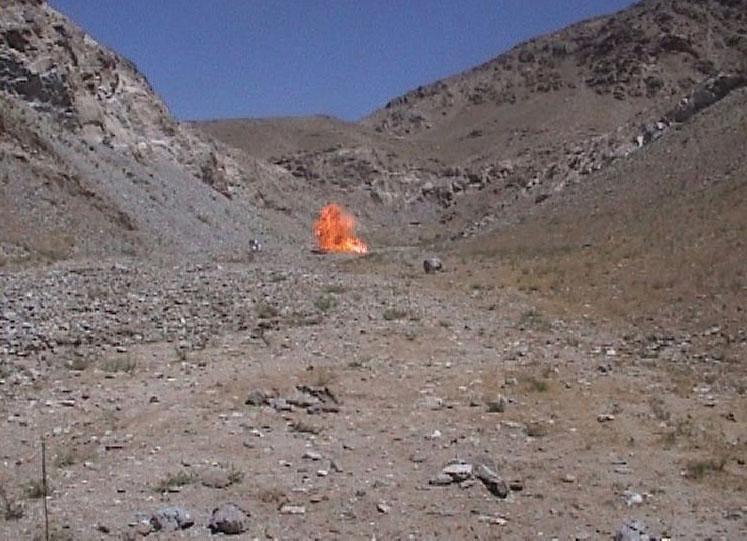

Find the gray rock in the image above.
[
  {"left": 287, "top": 388, "right": 320, "bottom": 408},
  {"left": 303, "top": 450, "right": 323, "bottom": 461},
  {"left": 149, "top": 506, "right": 194, "bottom": 532},
  {"left": 472, "top": 456, "right": 508, "bottom": 498},
  {"left": 208, "top": 503, "right": 249, "bottom": 535},
  {"left": 279, "top": 504, "right": 306, "bottom": 515},
  {"left": 613, "top": 519, "right": 650, "bottom": 541},
  {"left": 423, "top": 257, "right": 443, "bottom": 274},
  {"left": 245, "top": 389, "right": 267, "bottom": 406},
  {"left": 442, "top": 461, "right": 473, "bottom": 482},
  {"left": 268, "top": 397, "right": 292, "bottom": 411},
  {"left": 429, "top": 473, "right": 455, "bottom": 486}
]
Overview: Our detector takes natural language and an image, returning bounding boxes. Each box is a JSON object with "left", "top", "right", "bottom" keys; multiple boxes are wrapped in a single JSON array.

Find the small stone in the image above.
[
  {"left": 208, "top": 503, "right": 249, "bottom": 535},
  {"left": 624, "top": 491, "right": 644, "bottom": 506},
  {"left": 597, "top": 413, "right": 615, "bottom": 422},
  {"left": 562, "top": 474, "right": 576, "bottom": 483},
  {"left": 149, "top": 506, "right": 194, "bottom": 532},
  {"left": 376, "top": 502, "right": 391, "bottom": 514},
  {"left": 279, "top": 504, "right": 306, "bottom": 515},
  {"left": 476, "top": 514, "right": 508, "bottom": 526},
  {"left": 419, "top": 395, "right": 444, "bottom": 410},
  {"left": 269, "top": 397, "right": 292, "bottom": 411},
  {"left": 245, "top": 390, "right": 266, "bottom": 406},
  {"left": 429, "top": 473, "right": 454, "bottom": 486},
  {"left": 423, "top": 257, "right": 443, "bottom": 274},
  {"left": 614, "top": 519, "right": 649, "bottom": 541},
  {"left": 442, "top": 462, "right": 473, "bottom": 482},
  {"left": 509, "top": 479, "right": 524, "bottom": 491},
  {"left": 472, "top": 456, "right": 508, "bottom": 498},
  {"left": 133, "top": 521, "right": 152, "bottom": 536},
  {"left": 303, "top": 450, "right": 323, "bottom": 461}
]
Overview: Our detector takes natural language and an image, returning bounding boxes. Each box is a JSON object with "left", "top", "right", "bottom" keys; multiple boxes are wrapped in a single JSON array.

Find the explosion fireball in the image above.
[{"left": 313, "top": 203, "right": 368, "bottom": 254}]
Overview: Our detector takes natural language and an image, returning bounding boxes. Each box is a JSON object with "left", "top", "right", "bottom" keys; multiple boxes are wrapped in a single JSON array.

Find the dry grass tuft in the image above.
[
  {"left": 100, "top": 355, "right": 137, "bottom": 374},
  {"left": 155, "top": 470, "right": 197, "bottom": 492}
]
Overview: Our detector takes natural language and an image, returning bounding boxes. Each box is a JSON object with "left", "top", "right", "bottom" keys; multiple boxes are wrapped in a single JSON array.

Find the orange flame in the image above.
[{"left": 314, "top": 203, "right": 368, "bottom": 254}]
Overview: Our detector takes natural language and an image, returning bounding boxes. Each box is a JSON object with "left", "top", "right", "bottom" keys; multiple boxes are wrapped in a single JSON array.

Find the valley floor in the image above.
[{"left": 1, "top": 248, "right": 745, "bottom": 539}]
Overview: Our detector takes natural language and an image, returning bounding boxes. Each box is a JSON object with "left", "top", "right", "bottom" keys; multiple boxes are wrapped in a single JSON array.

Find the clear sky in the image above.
[{"left": 49, "top": 0, "right": 635, "bottom": 121}]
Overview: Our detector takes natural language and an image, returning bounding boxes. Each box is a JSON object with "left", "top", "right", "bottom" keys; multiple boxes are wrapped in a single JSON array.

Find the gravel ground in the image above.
[{"left": 2, "top": 249, "right": 745, "bottom": 539}]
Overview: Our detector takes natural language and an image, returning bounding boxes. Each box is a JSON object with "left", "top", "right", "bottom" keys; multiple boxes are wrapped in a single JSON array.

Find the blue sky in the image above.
[{"left": 49, "top": 1, "right": 635, "bottom": 121}]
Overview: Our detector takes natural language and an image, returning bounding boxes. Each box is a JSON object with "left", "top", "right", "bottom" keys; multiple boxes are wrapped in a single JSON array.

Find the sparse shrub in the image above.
[
  {"left": 155, "top": 470, "right": 196, "bottom": 492},
  {"left": 324, "top": 284, "right": 347, "bottom": 294},
  {"left": 283, "top": 312, "right": 323, "bottom": 327},
  {"left": 54, "top": 445, "right": 94, "bottom": 468},
  {"left": 310, "top": 365, "right": 336, "bottom": 387},
  {"left": 175, "top": 345, "right": 188, "bottom": 362},
  {"left": 526, "top": 421, "right": 548, "bottom": 438},
  {"left": 289, "top": 420, "right": 322, "bottom": 435},
  {"left": 685, "top": 456, "right": 727, "bottom": 480},
  {"left": 518, "top": 308, "right": 550, "bottom": 330},
  {"left": 100, "top": 356, "right": 137, "bottom": 374},
  {"left": 34, "top": 528, "right": 74, "bottom": 541},
  {"left": 66, "top": 355, "right": 91, "bottom": 371},
  {"left": 649, "top": 397, "right": 670, "bottom": 422},
  {"left": 383, "top": 308, "right": 408, "bottom": 321},
  {"left": 1, "top": 485, "right": 24, "bottom": 520},
  {"left": 226, "top": 464, "right": 244, "bottom": 486},
  {"left": 522, "top": 375, "right": 550, "bottom": 392},
  {"left": 23, "top": 479, "right": 46, "bottom": 500},
  {"left": 255, "top": 301, "right": 279, "bottom": 319},
  {"left": 269, "top": 272, "right": 287, "bottom": 282},
  {"left": 313, "top": 294, "right": 337, "bottom": 313}
]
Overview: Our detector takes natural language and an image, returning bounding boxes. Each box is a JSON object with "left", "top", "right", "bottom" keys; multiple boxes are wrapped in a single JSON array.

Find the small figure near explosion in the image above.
[{"left": 313, "top": 203, "right": 368, "bottom": 254}]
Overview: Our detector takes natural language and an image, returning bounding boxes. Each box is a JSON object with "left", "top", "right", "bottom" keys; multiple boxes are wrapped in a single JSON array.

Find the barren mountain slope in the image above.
[
  {"left": 199, "top": 0, "right": 747, "bottom": 246},
  {"left": 364, "top": 0, "right": 747, "bottom": 139},
  {"left": 0, "top": 0, "right": 319, "bottom": 265},
  {"left": 195, "top": 116, "right": 390, "bottom": 163},
  {"left": 455, "top": 85, "right": 746, "bottom": 331}
]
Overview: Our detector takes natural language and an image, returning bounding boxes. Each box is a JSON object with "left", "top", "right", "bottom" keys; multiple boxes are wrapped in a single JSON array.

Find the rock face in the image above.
[
  {"left": 0, "top": 0, "right": 314, "bottom": 263},
  {"left": 666, "top": 73, "right": 746, "bottom": 123}
]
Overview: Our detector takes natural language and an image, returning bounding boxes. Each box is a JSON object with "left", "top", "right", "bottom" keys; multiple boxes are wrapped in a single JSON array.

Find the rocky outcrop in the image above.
[{"left": 0, "top": 0, "right": 312, "bottom": 263}]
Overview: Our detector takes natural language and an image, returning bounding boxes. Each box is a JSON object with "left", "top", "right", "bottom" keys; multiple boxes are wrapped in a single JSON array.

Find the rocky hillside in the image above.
[
  {"left": 0, "top": 0, "right": 319, "bottom": 266},
  {"left": 364, "top": 0, "right": 747, "bottom": 136},
  {"left": 201, "top": 0, "right": 746, "bottom": 245},
  {"left": 3, "top": 0, "right": 746, "bottom": 262}
]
